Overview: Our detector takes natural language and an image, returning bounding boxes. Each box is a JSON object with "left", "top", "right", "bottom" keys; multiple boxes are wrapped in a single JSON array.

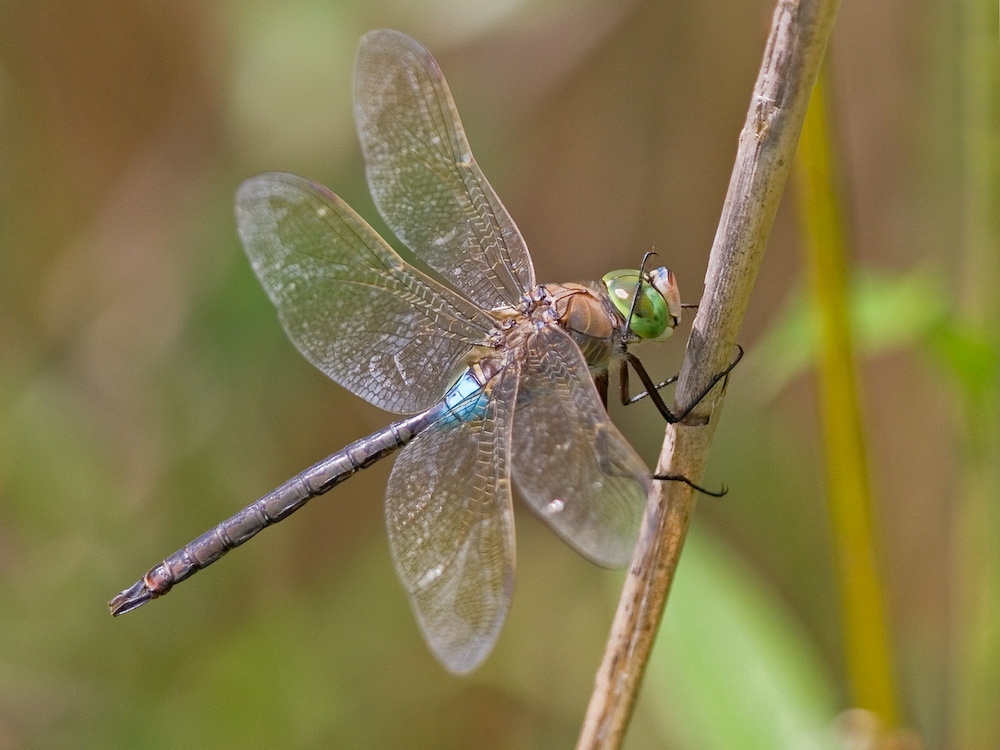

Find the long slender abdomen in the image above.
[{"left": 108, "top": 408, "right": 439, "bottom": 616}]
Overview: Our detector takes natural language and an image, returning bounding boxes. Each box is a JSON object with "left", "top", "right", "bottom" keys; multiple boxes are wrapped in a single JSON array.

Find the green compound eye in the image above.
[{"left": 602, "top": 267, "right": 681, "bottom": 341}]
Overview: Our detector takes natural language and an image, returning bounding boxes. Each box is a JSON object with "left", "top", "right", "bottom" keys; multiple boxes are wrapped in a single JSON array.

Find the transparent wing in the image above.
[
  {"left": 355, "top": 29, "right": 535, "bottom": 310},
  {"left": 385, "top": 360, "right": 519, "bottom": 673},
  {"left": 511, "top": 325, "right": 651, "bottom": 568},
  {"left": 236, "top": 172, "right": 495, "bottom": 414}
]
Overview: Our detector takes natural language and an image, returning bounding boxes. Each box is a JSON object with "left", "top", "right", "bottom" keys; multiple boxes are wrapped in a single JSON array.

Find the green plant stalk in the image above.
[
  {"left": 794, "top": 67, "right": 899, "bottom": 726},
  {"left": 952, "top": 0, "right": 1000, "bottom": 747}
]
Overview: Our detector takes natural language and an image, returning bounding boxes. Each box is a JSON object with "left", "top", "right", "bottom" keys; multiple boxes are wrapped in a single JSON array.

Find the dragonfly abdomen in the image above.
[{"left": 109, "top": 409, "right": 438, "bottom": 616}]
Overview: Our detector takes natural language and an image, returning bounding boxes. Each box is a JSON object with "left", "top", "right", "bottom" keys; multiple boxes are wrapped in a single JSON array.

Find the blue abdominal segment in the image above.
[{"left": 441, "top": 368, "right": 490, "bottom": 426}]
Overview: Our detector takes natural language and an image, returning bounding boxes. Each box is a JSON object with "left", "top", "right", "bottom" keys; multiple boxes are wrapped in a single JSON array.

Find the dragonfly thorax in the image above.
[{"left": 538, "top": 282, "right": 622, "bottom": 372}]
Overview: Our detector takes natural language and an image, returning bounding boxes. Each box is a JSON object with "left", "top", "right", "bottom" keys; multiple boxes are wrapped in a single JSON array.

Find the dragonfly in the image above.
[{"left": 110, "top": 29, "right": 733, "bottom": 673}]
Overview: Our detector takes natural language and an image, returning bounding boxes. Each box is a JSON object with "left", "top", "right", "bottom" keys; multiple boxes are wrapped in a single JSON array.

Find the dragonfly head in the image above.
[{"left": 602, "top": 267, "right": 681, "bottom": 342}]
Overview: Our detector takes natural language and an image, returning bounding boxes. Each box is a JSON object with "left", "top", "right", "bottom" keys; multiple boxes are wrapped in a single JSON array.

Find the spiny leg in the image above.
[
  {"left": 652, "top": 472, "right": 728, "bottom": 497},
  {"left": 622, "top": 344, "right": 744, "bottom": 423},
  {"left": 619, "top": 362, "right": 678, "bottom": 407},
  {"left": 595, "top": 369, "right": 610, "bottom": 410},
  {"left": 633, "top": 345, "right": 745, "bottom": 496}
]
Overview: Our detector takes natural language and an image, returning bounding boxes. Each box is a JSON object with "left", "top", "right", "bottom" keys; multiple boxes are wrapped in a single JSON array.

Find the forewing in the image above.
[
  {"left": 236, "top": 172, "right": 494, "bottom": 414},
  {"left": 511, "top": 325, "right": 651, "bottom": 568},
  {"left": 355, "top": 29, "right": 535, "bottom": 310},
  {"left": 385, "top": 360, "right": 518, "bottom": 673}
]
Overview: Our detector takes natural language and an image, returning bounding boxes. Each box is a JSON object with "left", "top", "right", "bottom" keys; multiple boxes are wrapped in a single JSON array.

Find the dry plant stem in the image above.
[{"left": 576, "top": 1, "right": 842, "bottom": 747}]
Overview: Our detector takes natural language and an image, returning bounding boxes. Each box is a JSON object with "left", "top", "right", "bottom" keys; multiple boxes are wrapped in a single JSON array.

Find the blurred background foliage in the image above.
[{"left": 0, "top": 0, "right": 993, "bottom": 747}]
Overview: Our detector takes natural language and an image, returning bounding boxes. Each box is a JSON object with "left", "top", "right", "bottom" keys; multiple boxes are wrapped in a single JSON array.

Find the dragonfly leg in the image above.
[
  {"left": 618, "top": 360, "right": 678, "bottom": 407},
  {"left": 620, "top": 353, "right": 682, "bottom": 421},
  {"left": 623, "top": 344, "right": 744, "bottom": 423},
  {"left": 646, "top": 346, "right": 745, "bottom": 496},
  {"left": 595, "top": 369, "right": 610, "bottom": 410},
  {"left": 671, "top": 343, "right": 744, "bottom": 421},
  {"left": 652, "top": 472, "right": 728, "bottom": 497}
]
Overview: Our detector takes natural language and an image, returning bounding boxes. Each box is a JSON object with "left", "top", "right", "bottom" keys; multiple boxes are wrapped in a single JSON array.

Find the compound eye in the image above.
[
  {"left": 648, "top": 267, "right": 681, "bottom": 329},
  {"left": 601, "top": 267, "right": 680, "bottom": 341}
]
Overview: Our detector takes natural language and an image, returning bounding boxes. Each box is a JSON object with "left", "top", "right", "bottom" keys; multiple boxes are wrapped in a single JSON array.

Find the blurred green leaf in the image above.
[
  {"left": 748, "top": 266, "right": 950, "bottom": 401},
  {"left": 928, "top": 319, "right": 999, "bottom": 399},
  {"left": 642, "top": 527, "right": 839, "bottom": 750}
]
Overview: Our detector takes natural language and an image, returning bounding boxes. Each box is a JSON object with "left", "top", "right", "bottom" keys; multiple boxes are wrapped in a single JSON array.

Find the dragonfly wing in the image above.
[
  {"left": 355, "top": 29, "right": 535, "bottom": 310},
  {"left": 236, "top": 172, "right": 495, "bottom": 414},
  {"left": 511, "top": 325, "right": 651, "bottom": 568},
  {"left": 385, "top": 360, "right": 518, "bottom": 673}
]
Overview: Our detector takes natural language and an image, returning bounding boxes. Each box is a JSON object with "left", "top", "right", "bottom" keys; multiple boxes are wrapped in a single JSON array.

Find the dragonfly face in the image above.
[
  {"left": 110, "top": 29, "right": 687, "bottom": 674},
  {"left": 603, "top": 267, "right": 682, "bottom": 342}
]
